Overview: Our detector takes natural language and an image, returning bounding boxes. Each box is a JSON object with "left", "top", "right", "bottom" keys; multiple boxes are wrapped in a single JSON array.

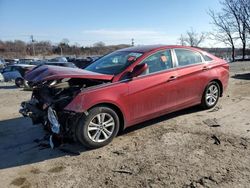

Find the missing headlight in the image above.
[{"left": 48, "top": 107, "right": 60, "bottom": 134}]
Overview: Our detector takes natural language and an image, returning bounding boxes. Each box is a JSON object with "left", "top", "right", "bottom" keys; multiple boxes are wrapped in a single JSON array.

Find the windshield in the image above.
[{"left": 85, "top": 51, "right": 143, "bottom": 75}]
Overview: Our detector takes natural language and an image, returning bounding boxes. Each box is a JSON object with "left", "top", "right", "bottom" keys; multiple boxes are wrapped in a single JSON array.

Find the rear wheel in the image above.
[
  {"left": 15, "top": 77, "right": 24, "bottom": 87},
  {"left": 201, "top": 81, "right": 220, "bottom": 109},
  {"left": 76, "top": 106, "right": 120, "bottom": 149}
]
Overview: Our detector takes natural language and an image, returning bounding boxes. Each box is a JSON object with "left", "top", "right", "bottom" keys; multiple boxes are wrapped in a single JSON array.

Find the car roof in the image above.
[{"left": 118, "top": 45, "right": 204, "bottom": 53}]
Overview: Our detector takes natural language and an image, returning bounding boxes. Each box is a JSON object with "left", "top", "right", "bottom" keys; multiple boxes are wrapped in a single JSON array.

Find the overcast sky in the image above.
[{"left": 0, "top": 0, "right": 223, "bottom": 47}]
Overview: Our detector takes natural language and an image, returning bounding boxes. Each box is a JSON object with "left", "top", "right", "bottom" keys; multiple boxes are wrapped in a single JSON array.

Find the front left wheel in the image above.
[{"left": 76, "top": 106, "right": 120, "bottom": 149}]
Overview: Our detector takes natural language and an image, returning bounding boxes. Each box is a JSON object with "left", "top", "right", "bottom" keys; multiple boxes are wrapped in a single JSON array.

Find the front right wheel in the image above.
[
  {"left": 201, "top": 81, "right": 220, "bottom": 109},
  {"left": 76, "top": 106, "right": 120, "bottom": 149}
]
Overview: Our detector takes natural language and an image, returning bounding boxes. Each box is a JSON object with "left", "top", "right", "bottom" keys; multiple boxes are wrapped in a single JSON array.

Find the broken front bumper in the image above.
[{"left": 20, "top": 100, "right": 61, "bottom": 134}]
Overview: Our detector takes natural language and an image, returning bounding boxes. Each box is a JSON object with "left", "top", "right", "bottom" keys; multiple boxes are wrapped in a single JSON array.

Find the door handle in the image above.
[
  {"left": 167, "top": 75, "right": 178, "bottom": 82},
  {"left": 202, "top": 66, "right": 211, "bottom": 71}
]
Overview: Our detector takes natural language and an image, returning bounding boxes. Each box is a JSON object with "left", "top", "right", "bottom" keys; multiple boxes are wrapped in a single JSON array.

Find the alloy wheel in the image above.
[
  {"left": 87, "top": 113, "right": 115, "bottom": 143},
  {"left": 206, "top": 84, "right": 219, "bottom": 106}
]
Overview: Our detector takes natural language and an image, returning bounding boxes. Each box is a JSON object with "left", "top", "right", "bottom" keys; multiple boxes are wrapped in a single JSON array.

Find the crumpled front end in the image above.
[{"left": 19, "top": 77, "right": 107, "bottom": 147}]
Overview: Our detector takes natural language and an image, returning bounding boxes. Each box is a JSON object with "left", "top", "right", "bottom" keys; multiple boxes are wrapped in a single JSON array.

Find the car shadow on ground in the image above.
[
  {"left": 0, "top": 117, "right": 87, "bottom": 170},
  {"left": 0, "top": 85, "right": 17, "bottom": 89},
  {"left": 232, "top": 73, "right": 250, "bottom": 80},
  {"left": 0, "top": 106, "right": 201, "bottom": 170},
  {"left": 123, "top": 105, "right": 201, "bottom": 135}
]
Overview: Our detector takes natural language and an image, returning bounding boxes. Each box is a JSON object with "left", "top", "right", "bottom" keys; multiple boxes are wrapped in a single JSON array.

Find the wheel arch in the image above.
[{"left": 89, "top": 102, "right": 125, "bottom": 134}]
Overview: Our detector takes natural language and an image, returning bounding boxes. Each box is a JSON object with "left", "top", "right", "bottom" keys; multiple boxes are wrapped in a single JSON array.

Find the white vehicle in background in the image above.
[
  {"left": 48, "top": 56, "right": 68, "bottom": 62},
  {"left": 0, "top": 72, "right": 4, "bottom": 82}
]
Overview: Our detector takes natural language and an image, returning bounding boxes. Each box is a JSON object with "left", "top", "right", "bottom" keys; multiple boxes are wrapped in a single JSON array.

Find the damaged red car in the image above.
[{"left": 20, "top": 45, "right": 229, "bottom": 148}]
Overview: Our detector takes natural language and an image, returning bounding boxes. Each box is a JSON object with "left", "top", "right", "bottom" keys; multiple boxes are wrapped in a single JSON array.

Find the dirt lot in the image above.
[{"left": 0, "top": 62, "right": 250, "bottom": 188}]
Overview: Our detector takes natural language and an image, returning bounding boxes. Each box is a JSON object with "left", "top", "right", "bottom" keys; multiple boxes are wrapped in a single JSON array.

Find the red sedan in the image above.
[{"left": 20, "top": 45, "right": 229, "bottom": 148}]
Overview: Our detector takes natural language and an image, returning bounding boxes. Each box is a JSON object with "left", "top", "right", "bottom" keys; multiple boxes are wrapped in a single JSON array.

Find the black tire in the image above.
[
  {"left": 15, "top": 77, "right": 24, "bottom": 88},
  {"left": 201, "top": 81, "right": 220, "bottom": 109},
  {"left": 76, "top": 106, "right": 120, "bottom": 149}
]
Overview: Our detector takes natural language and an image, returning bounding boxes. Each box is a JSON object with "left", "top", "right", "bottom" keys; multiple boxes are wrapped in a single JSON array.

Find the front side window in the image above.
[
  {"left": 85, "top": 51, "right": 143, "bottom": 75},
  {"left": 175, "top": 49, "right": 203, "bottom": 67},
  {"left": 140, "top": 50, "right": 173, "bottom": 75}
]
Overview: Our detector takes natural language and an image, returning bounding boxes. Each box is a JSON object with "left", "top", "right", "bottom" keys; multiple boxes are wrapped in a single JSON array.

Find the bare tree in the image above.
[
  {"left": 180, "top": 28, "right": 206, "bottom": 47},
  {"left": 93, "top": 41, "right": 105, "bottom": 47},
  {"left": 222, "top": 0, "right": 249, "bottom": 59},
  {"left": 209, "top": 10, "right": 236, "bottom": 61},
  {"left": 179, "top": 34, "right": 186, "bottom": 46},
  {"left": 239, "top": 0, "right": 250, "bottom": 32},
  {"left": 61, "top": 38, "right": 70, "bottom": 45}
]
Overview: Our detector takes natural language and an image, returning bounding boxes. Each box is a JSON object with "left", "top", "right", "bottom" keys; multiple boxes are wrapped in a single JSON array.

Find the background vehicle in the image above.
[
  {"left": 4, "top": 59, "right": 18, "bottom": 65},
  {"left": 1, "top": 64, "right": 34, "bottom": 87},
  {"left": 48, "top": 56, "right": 68, "bottom": 62},
  {"left": 70, "top": 55, "right": 102, "bottom": 69},
  {"left": 17, "top": 58, "right": 35, "bottom": 65},
  {"left": 0, "top": 58, "right": 7, "bottom": 70},
  {"left": 20, "top": 45, "right": 229, "bottom": 149}
]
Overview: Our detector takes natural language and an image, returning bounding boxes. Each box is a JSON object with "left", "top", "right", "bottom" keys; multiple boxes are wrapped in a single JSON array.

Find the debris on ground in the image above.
[
  {"left": 112, "top": 150, "right": 125, "bottom": 156},
  {"left": 203, "top": 118, "right": 221, "bottom": 127},
  {"left": 208, "top": 105, "right": 222, "bottom": 112},
  {"left": 211, "top": 135, "right": 221, "bottom": 145},
  {"left": 112, "top": 170, "right": 133, "bottom": 175},
  {"left": 240, "top": 137, "right": 248, "bottom": 149},
  {"left": 185, "top": 176, "right": 217, "bottom": 188}
]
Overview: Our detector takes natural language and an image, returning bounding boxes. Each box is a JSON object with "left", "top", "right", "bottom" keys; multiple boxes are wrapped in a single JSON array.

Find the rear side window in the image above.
[
  {"left": 202, "top": 54, "right": 213, "bottom": 62},
  {"left": 175, "top": 49, "right": 203, "bottom": 67}
]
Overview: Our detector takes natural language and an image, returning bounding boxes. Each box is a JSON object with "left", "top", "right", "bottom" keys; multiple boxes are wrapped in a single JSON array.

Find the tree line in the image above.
[{"left": 0, "top": 40, "right": 130, "bottom": 58}]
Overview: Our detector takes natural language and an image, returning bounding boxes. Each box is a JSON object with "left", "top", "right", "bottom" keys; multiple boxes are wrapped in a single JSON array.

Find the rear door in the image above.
[
  {"left": 173, "top": 49, "right": 212, "bottom": 106},
  {"left": 127, "top": 49, "right": 178, "bottom": 124}
]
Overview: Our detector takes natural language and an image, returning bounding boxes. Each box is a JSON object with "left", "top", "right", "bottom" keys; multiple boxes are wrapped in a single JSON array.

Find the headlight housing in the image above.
[{"left": 47, "top": 107, "right": 60, "bottom": 134}]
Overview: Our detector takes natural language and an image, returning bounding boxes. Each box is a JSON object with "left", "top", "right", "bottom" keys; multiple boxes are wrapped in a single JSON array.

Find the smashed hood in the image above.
[{"left": 25, "top": 65, "right": 114, "bottom": 83}]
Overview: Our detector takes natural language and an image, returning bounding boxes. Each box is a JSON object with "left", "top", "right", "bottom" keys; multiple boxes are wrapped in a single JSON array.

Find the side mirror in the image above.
[{"left": 130, "top": 63, "right": 148, "bottom": 78}]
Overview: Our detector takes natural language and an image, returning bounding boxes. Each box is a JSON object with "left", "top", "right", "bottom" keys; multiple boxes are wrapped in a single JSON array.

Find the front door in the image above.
[{"left": 127, "top": 50, "right": 178, "bottom": 125}]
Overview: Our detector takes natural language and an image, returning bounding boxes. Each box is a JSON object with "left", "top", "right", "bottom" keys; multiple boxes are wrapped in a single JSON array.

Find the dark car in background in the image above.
[
  {"left": 70, "top": 55, "right": 102, "bottom": 69},
  {"left": 17, "top": 58, "right": 35, "bottom": 65}
]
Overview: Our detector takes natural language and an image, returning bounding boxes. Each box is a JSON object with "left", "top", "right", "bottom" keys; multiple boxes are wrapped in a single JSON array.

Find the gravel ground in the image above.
[{"left": 0, "top": 61, "right": 250, "bottom": 188}]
